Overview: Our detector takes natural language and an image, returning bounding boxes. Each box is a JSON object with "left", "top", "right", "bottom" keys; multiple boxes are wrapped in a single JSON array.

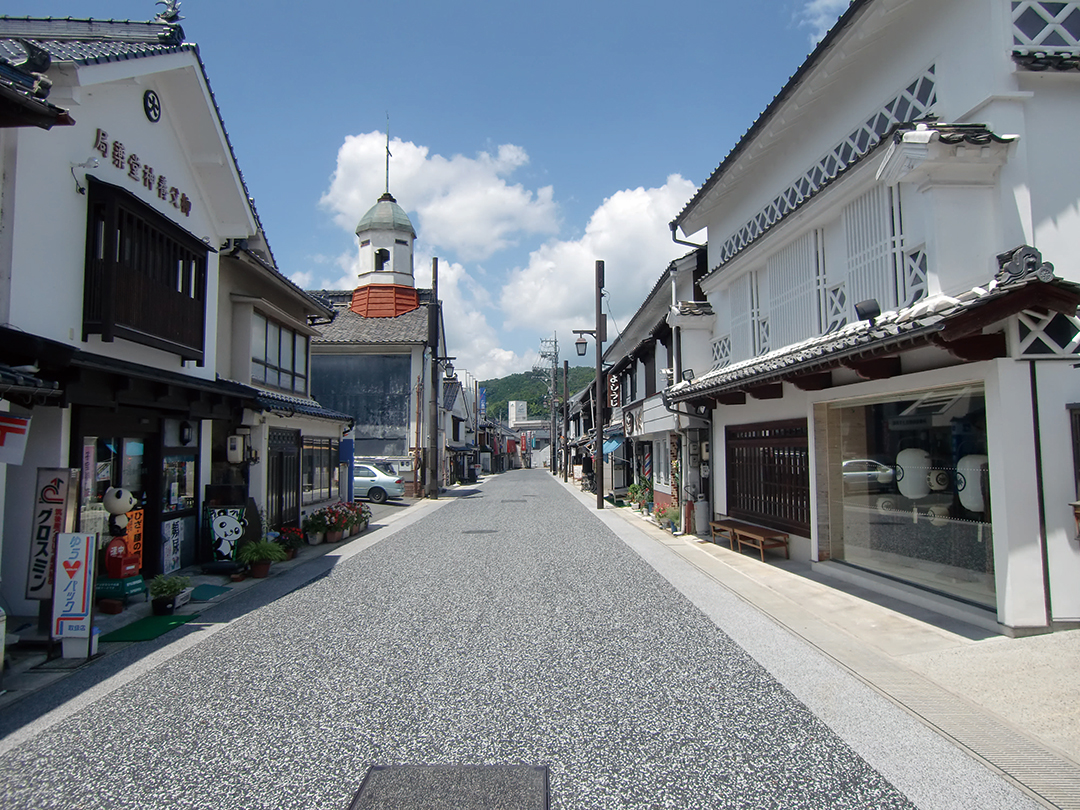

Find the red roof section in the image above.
[{"left": 350, "top": 285, "right": 420, "bottom": 318}]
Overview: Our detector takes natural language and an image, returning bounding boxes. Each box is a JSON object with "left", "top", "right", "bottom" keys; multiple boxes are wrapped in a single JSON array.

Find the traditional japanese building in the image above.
[
  {"left": 309, "top": 189, "right": 449, "bottom": 495},
  {"left": 665, "top": 0, "right": 1080, "bottom": 634}
]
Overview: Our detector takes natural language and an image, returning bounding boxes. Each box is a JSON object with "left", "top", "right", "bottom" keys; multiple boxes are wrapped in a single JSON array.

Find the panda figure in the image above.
[{"left": 102, "top": 486, "right": 137, "bottom": 537}]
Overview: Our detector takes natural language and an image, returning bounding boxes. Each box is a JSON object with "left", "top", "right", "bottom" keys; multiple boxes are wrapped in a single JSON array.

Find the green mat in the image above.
[
  {"left": 99, "top": 614, "right": 198, "bottom": 642},
  {"left": 190, "top": 584, "right": 230, "bottom": 601}
]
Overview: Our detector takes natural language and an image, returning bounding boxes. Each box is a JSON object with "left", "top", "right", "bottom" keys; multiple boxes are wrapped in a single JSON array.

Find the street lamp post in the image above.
[{"left": 574, "top": 259, "right": 605, "bottom": 510}]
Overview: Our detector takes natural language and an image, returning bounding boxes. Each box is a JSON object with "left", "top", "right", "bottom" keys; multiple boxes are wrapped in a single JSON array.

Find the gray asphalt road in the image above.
[{"left": 0, "top": 471, "right": 1018, "bottom": 808}]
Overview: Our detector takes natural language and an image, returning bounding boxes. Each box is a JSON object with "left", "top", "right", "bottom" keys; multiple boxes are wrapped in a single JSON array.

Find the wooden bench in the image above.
[{"left": 709, "top": 518, "right": 790, "bottom": 561}]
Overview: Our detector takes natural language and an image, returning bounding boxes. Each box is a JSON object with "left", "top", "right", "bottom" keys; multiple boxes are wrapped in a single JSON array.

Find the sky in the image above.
[{"left": 13, "top": 0, "right": 851, "bottom": 381}]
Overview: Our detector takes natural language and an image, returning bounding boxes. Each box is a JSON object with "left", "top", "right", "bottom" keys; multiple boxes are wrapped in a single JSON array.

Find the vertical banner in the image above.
[
  {"left": 26, "top": 468, "right": 79, "bottom": 600},
  {"left": 479, "top": 387, "right": 487, "bottom": 419},
  {"left": 0, "top": 413, "right": 31, "bottom": 465},
  {"left": 51, "top": 533, "right": 96, "bottom": 639},
  {"left": 608, "top": 373, "right": 620, "bottom": 409},
  {"left": 124, "top": 509, "right": 145, "bottom": 568},
  {"left": 161, "top": 517, "right": 183, "bottom": 574}
]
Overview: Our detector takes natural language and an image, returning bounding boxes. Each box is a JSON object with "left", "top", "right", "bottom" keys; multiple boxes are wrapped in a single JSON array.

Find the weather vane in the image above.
[{"left": 385, "top": 113, "right": 392, "bottom": 195}]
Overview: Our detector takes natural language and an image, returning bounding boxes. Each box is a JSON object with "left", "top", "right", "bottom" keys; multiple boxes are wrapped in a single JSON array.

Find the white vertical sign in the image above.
[
  {"left": 51, "top": 533, "right": 96, "bottom": 639},
  {"left": 25, "top": 468, "right": 78, "bottom": 600}
]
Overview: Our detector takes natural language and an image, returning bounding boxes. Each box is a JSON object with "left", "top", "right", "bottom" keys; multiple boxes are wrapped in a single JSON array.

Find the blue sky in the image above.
[{"left": 14, "top": 0, "right": 850, "bottom": 380}]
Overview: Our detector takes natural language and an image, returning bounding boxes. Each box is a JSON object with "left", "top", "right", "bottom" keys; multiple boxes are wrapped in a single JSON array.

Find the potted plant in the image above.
[
  {"left": 236, "top": 540, "right": 287, "bottom": 578},
  {"left": 627, "top": 483, "right": 644, "bottom": 511},
  {"left": 274, "top": 526, "right": 305, "bottom": 559},
  {"left": 302, "top": 509, "right": 329, "bottom": 544},
  {"left": 659, "top": 505, "right": 681, "bottom": 533},
  {"left": 148, "top": 574, "right": 192, "bottom": 616},
  {"left": 323, "top": 503, "right": 350, "bottom": 542}
]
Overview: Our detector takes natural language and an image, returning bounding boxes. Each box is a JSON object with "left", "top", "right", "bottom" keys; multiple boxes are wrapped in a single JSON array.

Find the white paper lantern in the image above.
[
  {"left": 928, "top": 469, "right": 951, "bottom": 491},
  {"left": 956, "top": 454, "right": 989, "bottom": 512},
  {"left": 896, "top": 448, "right": 931, "bottom": 499},
  {"left": 927, "top": 504, "right": 950, "bottom": 526}
]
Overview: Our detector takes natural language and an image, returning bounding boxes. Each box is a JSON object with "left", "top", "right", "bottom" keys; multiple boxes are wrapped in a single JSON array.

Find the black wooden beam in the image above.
[{"left": 843, "top": 356, "right": 901, "bottom": 380}]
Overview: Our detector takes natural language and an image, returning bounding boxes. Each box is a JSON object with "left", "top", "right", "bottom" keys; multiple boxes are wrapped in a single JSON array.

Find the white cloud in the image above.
[
  {"left": 498, "top": 174, "right": 699, "bottom": 343},
  {"left": 798, "top": 0, "right": 850, "bottom": 44},
  {"left": 319, "top": 133, "right": 559, "bottom": 262},
  {"left": 414, "top": 251, "right": 539, "bottom": 380},
  {"left": 302, "top": 134, "right": 699, "bottom": 382}
]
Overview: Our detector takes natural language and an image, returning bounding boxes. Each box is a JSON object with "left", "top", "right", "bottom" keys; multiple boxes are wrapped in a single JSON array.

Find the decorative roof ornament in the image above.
[
  {"left": 154, "top": 0, "right": 184, "bottom": 24},
  {"left": 997, "top": 245, "right": 1056, "bottom": 284},
  {"left": 384, "top": 112, "right": 392, "bottom": 196}
]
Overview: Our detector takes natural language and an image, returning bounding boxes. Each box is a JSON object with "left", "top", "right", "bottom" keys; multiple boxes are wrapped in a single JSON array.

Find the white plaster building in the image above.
[
  {"left": 0, "top": 13, "right": 349, "bottom": 631},
  {"left": 666, "top": 0, "right": 1080, "bottom": 633}
]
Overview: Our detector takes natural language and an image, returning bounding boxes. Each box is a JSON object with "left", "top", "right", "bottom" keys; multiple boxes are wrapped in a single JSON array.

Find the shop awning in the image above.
[{"left": 602, "top": 437, "right": 623, "bottom": 455}]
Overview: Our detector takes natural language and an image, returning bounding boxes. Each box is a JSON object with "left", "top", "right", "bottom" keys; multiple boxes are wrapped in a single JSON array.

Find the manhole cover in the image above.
[{"left": 348, "top": 765, "right": 549, "bottom": 810}]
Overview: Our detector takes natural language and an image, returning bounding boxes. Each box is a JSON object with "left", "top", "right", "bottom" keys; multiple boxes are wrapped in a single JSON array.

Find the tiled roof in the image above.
[
  {"left": 312, "top": 304, "right": 429, "bottom": 345},
  {"left": 0, "top": 16, "right": 274, "bottom": 267},
  {"left": 229, "top": 245, "right": 334, "bottom": 319},
  {"left": 667, "top": 271, "right": 1080, "bottom": 403},
  {"left": 670, "top": 0, "right": 875, "bottom": 233},
  {"left": 0, "top": 361, "right": 61, "bottom": 404},
  {"left": 250, "top": 389, "right": 352, "bottom": 424},
  {"left": 0, "top": 18, "right": 189, "bottom": 66}
]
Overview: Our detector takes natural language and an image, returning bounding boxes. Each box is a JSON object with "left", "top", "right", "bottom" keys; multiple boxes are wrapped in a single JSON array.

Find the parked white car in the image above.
[{"left": 353, "top": 463, "right": 405, "bottom": 504}]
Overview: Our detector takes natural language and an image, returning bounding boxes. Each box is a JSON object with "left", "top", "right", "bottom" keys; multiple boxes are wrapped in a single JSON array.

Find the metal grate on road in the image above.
[{"left": 348, "top": 764, "right": 549, "bottom": 810}]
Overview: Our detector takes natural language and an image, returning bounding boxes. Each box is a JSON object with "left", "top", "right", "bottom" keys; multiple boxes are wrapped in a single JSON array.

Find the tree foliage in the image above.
[{"left": 481, "top": 367, "right": 595, "bottom": 423}]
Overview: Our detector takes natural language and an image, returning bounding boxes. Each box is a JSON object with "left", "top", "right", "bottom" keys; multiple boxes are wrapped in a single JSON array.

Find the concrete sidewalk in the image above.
[{"left": 561, "top": 477, "right": 1080, "bottom": 809}]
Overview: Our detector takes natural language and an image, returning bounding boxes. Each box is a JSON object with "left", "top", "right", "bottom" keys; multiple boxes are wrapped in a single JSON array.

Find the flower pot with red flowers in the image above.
[{"left": 274, "top": 526, "right": 305, "bottom": 559}]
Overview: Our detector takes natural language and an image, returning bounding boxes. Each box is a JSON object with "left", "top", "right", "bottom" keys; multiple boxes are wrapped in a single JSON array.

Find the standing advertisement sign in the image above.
[
  {"left": 51, "top": 533, "right": 97, "bottom": 657},
  {"left": 25, "top": 469, "right": 79, "bottom": 601}
]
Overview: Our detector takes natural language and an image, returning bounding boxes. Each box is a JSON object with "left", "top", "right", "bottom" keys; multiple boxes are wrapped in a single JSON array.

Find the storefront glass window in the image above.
[
  {"left": 825, "top": 385, "right": 994, "bottom": 608},
  {"left": 162, "top": 454, "right": 197, "bottom": 513}
]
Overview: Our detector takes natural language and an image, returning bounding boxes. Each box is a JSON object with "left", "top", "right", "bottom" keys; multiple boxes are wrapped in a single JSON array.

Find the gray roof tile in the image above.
[{"left": 312, "top": 305, "right": 429, "bottom": 345}]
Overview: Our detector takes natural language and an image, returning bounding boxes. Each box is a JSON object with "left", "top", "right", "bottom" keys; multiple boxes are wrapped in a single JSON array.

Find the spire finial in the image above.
[{"left": 385, "top": 113, "right": 391, "bottom": 195}]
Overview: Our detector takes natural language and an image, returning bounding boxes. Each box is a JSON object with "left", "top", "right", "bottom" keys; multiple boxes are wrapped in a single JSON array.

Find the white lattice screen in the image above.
[
  {"left": 769, "top": 231, "right": 821, "bottom": 348},
  {"left": 1013, "top": 2, "right": 1080, "bottom": 52},
  {"left": 845, "top": 186, "right": 899, "bottom": 311},
  {"left": 729, "top": 274, "right": 753, "bottom": 363}
]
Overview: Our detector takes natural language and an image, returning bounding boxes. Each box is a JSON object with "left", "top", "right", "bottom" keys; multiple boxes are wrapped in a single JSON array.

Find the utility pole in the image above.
[
  {"left": 562, "top": 359, "right": 569, "bottom": 482},
  {"left": 594, "top": 260, "right": 604, "bottom": 510},
  {"left": 427, "top": 257, "right": 440, "bottom": 498},
  {"left": 537, "top": 336, "right": 559, "bottom": 475}
]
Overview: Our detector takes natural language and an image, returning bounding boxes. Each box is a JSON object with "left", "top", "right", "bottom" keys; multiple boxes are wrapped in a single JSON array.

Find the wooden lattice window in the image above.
[
  {"left": 83, "top": 176, "right": 209, "bottom": 362},
  {"left": 726, "top": 419, "right": 811, "bottom": 535}
]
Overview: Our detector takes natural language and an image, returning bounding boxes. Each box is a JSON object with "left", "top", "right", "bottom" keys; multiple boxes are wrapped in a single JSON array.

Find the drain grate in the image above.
[
  {"left": 348, "top": 764, "right": 549, "bottom": 810},
  {"left": 462, "top": 529, "right": 497, "bottom": 534}
]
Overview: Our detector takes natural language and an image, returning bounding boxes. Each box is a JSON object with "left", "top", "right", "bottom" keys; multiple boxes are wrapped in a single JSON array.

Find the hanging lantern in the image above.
[
  {"left": 896, "top": 448, "right": 931, "bottom": 499},
  {"left": 928, "top": 468, "right": 951, "bottom": 491},
  {"left": 927, "top": 504, "right": 950, "bottom": 526},
  {"left": 876, "top": 495, "right": 897, "bottom": 514},
  {"left": 956, "top": 454, "right": 989, "bottom": 512}
]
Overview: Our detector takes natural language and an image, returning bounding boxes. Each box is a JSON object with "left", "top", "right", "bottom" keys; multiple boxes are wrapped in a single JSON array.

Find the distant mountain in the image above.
[{"left": 481, "top": 367, "right": 595, "bottom": 424}]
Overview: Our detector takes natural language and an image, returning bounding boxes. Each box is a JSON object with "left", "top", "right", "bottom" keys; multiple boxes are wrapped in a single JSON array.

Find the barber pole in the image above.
[{"left": 643, "top": 445, "right": 652, "bottom": 480}]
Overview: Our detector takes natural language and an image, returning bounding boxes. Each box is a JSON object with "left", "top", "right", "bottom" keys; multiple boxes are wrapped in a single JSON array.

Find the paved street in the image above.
[{"left": 0, "top": 470, "right": 1041, "bottom": 809}]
